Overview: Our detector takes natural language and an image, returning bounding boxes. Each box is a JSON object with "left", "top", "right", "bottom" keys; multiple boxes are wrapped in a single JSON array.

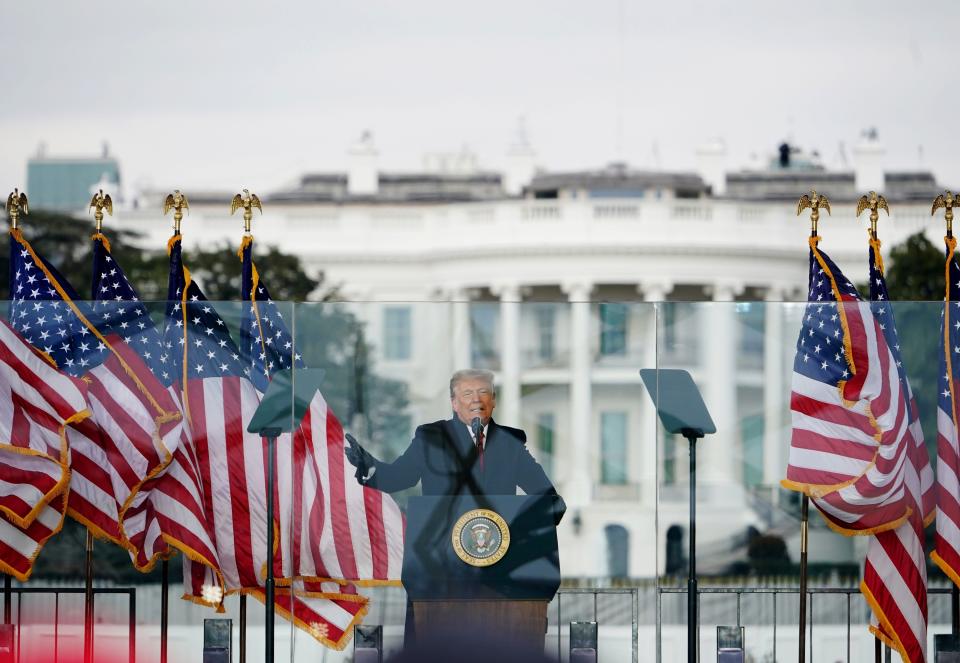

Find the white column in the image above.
[
  {"left": 701, "top": 280, "right": 743, "bottom": 488},
  {"left": 638, "top": 281, "right": 673, "bottom": 506},
  {"left": 762, "top": 286, "right": 786, "bottom": 495},
  {"left": 562, "top": 280, "right": 594, "bottom": 506},
  {"left": 450, "top": 286, "right": 471, "bottom": 371},
  {"left": 493, "top": 283, "right": 522, "bottom": 427}
]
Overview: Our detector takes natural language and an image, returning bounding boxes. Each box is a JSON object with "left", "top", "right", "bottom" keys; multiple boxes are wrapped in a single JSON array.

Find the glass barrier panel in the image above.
[
  {"left": 657, "top": 300, "right": 951, "bottom": 663},
  {"left": 0, "top": 297, "right": 950, "bottom": 661}
]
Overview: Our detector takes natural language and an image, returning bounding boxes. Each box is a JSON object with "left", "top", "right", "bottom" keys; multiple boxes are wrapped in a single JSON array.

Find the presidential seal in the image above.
[{"left": 451, "top": 509, "right": 510, "bottom": 567}]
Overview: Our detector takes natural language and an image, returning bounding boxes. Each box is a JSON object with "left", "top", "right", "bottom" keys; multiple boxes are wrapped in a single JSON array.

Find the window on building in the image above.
[
  {"left": 742, "top": 413, "right": 764, "bottom": 487},
  {"left": 536, "top": 412, "right": 555, "bottom": 476},
  {"left": 661, "top": 303, "right": 699, "bottom": 364},
  {"left": 383, "top": 306, "right": 412, "bottom": 360},
  {"left": 534, "top": 189, "right": 559, "bottom": 199},
  {"left": 600, "top": 411, "right": 628, "bottom": 485},
  {"left": 534, "top": 304, "right": 556, "bottom": 362},
  {"left": 737, "top": 302, "right": 765, "bottom": 358},
  {"left": 661, "top": 302, "right": 677, "bottom": 351},
  {"left": 604, "top": 524, "right": 630, "bottom": 578},
  {"left": 470, "top": 303, "right": 499, "bottom": 368},
  {"left": 599, "top": 303, "right": 628, "bottom": 356},
  {"left": 662, "top": 428, "right": 676, "bottom": 486}
]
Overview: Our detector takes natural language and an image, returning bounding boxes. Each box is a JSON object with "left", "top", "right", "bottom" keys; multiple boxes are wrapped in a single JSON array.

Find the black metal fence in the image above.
[{"left": 4, "top": 586, "right": 135, "bottom": 663}]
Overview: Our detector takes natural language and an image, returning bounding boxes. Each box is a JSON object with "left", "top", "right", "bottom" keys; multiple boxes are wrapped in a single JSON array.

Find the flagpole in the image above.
[
  {"left": 231, "top": 190, "right": 272, "bottom": 662},
  {"left": 932, "top": 191, "right": 960, "bottom": 637},
  {"left": 794, "top": 192, "right": 829, "bottom": 663},
  {"left": 3, "top": 576, "right": 10, "bottom": 625},
  {"left": 265, "top": 430, "right": 277, "bottom": 663},
  {"left": 83, "top": 194, "right": 112, "bottom": 663},
  {"left": 240, "top": 594, "right": 247, "bottom": 663},
  {"left": 84, "top": 531, "right": 94, "bottom": 663},
  {"left": 160, "top": 558, "right": 169, "bottom": 663},
  {"left": 798, "top": 495, "right": 809, "bottom": 663},
  {"left": 160, "top": 191, "right": 190, "bottom": 663},
  {"left": 1, "top": 192, "right": 21, "bottom": 633},
  {"left": 953, "top": 585, "right": 959, "bottom": 638},
  {"left": 860, "top": 193, "right": 894, "bottom": 663},
  {"left": 945, "top": 193, "right": 959, "bottom": 640}
]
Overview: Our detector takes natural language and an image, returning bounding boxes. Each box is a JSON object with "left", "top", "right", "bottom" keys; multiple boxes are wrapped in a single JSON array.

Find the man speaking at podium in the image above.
[
  {"left": 345, "top": 368, "right": 565, "bottom": 649},
  {"left": 344, "top": 368, "right": 564, "bottom": 511}
]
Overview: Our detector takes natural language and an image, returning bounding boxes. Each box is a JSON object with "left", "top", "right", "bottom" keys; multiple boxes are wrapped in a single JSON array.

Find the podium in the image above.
[{"left": 402, "top": 493, "right": 562, "bottom": 650}]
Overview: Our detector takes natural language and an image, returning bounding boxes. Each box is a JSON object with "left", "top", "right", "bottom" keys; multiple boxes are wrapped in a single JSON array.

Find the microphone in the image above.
[{"left": 470, "top": 417, "right": 482, "bottom": 439}]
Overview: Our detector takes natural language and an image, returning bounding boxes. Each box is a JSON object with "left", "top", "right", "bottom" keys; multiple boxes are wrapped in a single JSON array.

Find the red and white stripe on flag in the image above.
[
  {"left": 122, "top": 385, "right": 224, "bottom": 592},
  {"left": 66, "top": 341, "right": 183, "bottom": 550},
  {"left": 179, "top": 378, "right": 403, "bottom": 648},
  {"left": 787, "top": 301, "right": 912, "bottom": 534},
  {"left": 279, "top": 390, "right": 404, "bottom": 586},
  {"left": 783, "top": 240, "right": 913, "bottom": 536},
  {"left": 0, "top": 320, "right": 88, "bottom": 579},
  {"left": 249, "top": 581, "right": 368, "bottom": 650},
  {"left": 935, "top": 393, "right": 960, "bottom": 580},
  {"left": 862, "top": 419, "right": 929, "bottom": 663},
  {"left": 174, "top": 376, "right": 274, "bottom": 610}
]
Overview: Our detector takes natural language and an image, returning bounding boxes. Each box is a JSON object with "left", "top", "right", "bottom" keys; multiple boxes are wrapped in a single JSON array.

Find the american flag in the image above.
[
  {"left": 933, "top": 235, "right": 960, "bottom": 596},
  {"left": 79, "top": 233, "right": 224, "bottom": 588},
  {"left": 783, "top": 237, "right": 913, "bottom": 536},
  {"left": 163, "top": 236, "right": 315, "bottom": 625},
  {"left": 7, "top": 228, "right": 182, "bottom": 553},
  {"left": 0, "top": 317, "right": 88, "bottom": 580},
  {"left": 239, "top": 236, "right": 405, "bottom": 584},
  {"left": 171, "top": 236, "right": 366, "bottom": 646},
  {"left": 861, "top": 237, "right": 929, "bottom": 663},
  {"left": 236, "top": 235, "right": 404, "bottom": 648}
]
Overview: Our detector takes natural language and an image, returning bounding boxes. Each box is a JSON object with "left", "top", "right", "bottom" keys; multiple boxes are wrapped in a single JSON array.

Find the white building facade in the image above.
[{"left": 105, "top": 136, "right": 947, "bottom": 580}]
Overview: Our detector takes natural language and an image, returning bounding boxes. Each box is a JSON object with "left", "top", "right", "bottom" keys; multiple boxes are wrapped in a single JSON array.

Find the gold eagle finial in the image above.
[
  {"left": 230, "top": 188, "right": 262, "bottom": 233},
  {"left": 5, "top": 188, "right": 28, "bottom": 230},
  {"left": 796, "top": 190, "right": 831, "bottom": 236},
  {"left": 162, "top": 190, "right": 190, "bottom": 234},
  {"left": 856, "top": 191, "right": 889, "bottom": 239},
  {"left": 933, "top": 190, "right": 958, "bottom": 239},
  {"left": 88, "top": 189, "right": 113, "bottom": 231}
]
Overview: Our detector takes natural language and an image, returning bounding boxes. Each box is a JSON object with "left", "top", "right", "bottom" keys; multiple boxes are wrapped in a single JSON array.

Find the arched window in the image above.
[{"left": 604, "top": 524, "right": 629, "bottom": 578}]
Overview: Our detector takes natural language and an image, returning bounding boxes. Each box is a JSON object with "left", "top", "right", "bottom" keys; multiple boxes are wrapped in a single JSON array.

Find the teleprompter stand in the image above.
[
  {"left": 641, "top": 368, "right": 716, "bottom": 663},
  {"left": 247, "top": 368, "right": 326, "bottom": 663}
]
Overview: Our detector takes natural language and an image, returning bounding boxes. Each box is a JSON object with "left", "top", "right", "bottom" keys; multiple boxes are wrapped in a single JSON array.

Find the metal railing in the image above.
[
  {"left": 6, "top": 586, "right": 136, "bottom": 663},
  {"left": 656, "top": 585, "right": 955, "bottom": 663},
  {"left": 556, "top": 587, "right": 638, "bottom": 663}
]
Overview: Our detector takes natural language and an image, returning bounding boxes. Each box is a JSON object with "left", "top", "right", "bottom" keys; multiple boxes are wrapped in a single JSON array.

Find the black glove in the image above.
[{"left": 344, "top": 433, "right": 376, "bottom": 483}]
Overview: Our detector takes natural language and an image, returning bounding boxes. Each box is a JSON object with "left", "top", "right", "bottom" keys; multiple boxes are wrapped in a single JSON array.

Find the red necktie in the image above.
[{"left": 477, "top": 428, "right": 485, "bottom": 472}]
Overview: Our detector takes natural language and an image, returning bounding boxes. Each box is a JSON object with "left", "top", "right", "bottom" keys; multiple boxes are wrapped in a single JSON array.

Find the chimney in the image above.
[
  {"left": 505, "top": 118, "right": 537, "bottom": 195},
  {"left": 695, "top": 138, "right": 727, "bottom": 196},
  {"left": 347, "top": 131, "right": 379, "bottom": 196},
  {"left": 852, "top": 128, "right": 885, "bottom": 194}
]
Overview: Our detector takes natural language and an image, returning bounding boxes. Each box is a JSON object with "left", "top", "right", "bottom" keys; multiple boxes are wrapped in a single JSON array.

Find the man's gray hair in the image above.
[{"left": 449, "top": 369, "right": 496, "bottom": 399}]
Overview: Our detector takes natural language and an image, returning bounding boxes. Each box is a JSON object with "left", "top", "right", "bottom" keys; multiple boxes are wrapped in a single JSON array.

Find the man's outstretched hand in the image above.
[{"left": 344, "top": 433, "right": 376, "bottom": 482}]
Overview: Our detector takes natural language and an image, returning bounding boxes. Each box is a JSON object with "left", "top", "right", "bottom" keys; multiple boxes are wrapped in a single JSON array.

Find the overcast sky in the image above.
[{"left": 2, "top": 1, "right": 958, "bottom": 194}]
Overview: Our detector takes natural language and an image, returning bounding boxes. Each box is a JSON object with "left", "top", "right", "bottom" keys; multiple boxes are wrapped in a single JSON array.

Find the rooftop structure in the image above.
[{"left": 26, "top": 143, "right": 121, "bottom": 212}]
